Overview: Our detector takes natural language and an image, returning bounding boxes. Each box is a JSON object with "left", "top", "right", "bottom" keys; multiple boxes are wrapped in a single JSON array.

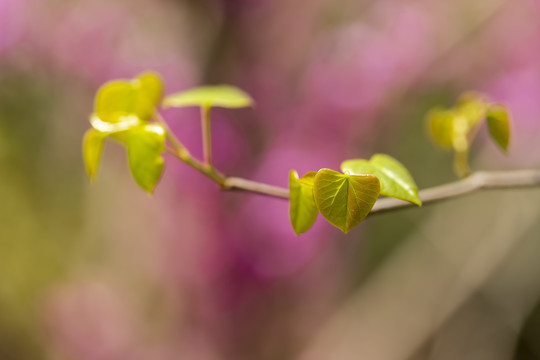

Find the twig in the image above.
[
  {"left": 370, "top": 170, "right": 540, "bottom": 215},
  {"left": 217, "top": 170, "right": 540, "bottom": 216},
  {"left": 201, "top": 105, "right": 213, "bottom": 167},
  {"left": 154, "top": 112, "right": 191, "bottom": 161},
  {"left": 158, "top": 112, "right": 540, "bottom": 215},
  {"left": 168, "top": 155, "right": 540, "bottom": 215},
  {"left": 223, "top": 177, "right": 290, "bottom": 199}
]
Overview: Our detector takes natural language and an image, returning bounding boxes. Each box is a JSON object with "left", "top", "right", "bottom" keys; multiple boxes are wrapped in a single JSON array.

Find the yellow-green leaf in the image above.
[
  {"left": 456, "top": 92, "right": 488, "bottom": 129},
  {"left": 163, "top": 85, "right": 254, "bottom": 109},
  {"left": 134, "top": 71, "right": 163, "bottom": 106},
  {"left": 341, "top": 154, "right": 421, "bottom": 206},
  {"left": 132, "top": 71, "right": 164, "bottom": 120},
  {"left": 486, "top": 104, "right": 511, "bottom": 152},
  {"left": 126, "top": 124, "right": 166, "bottom": 193},
  {"left": 427, "top": 108, "right": 455, "bottom": 149},
  {"left": 289, "top": 170, "right": 318, "bottom": 235},
  {"left": 94, "top": 72, "right": 163, "bottom": 123},
  {"left": 95, "top": 80, "right": 135, "bottom": 123},
  {"left": 82, "top": 128, "right": 107, "bottom": 181},
  {"left": 313, "top": 169, "right": 380, "bottom": 234},
  {"left": 427, "top": 94, "right": 488, "bottom": 152}
]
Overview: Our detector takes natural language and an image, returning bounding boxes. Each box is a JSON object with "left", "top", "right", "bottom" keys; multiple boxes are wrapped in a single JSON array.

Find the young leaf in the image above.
[
  {"left": 94, "top": 72, "right": 164, "bottom": 124},
  {"left": 94, "top": 80, "right": 136, "bottom": 123},
  {"left": 163, "top": 86, "right": 254, "bottom": 109},
  {"left": 126, "top": 124, "right": 166, "bottom": 194},
  {"left": 455, "top": 92, "right": 488, "bottom": 129},
  {"left": 132, "top": 71, "right": 164, "bottom": 120},
  {"left": 289, "top": 170, "right": 318, "bottom": 235},
  {"left": 341, "top": 154, "right": 421, "bottom": 206},
  {"left": 427, "top": 94, "right": 488, "bottom": 152},
  {"left": 134, "top": 71, "right": 164, "bottom": 107},
  {"left": 486, "top": 104, "right": 511, "bottom": 152},
  {"left": 82, "top": 128, "right": 107, "bottom": 181},
  {"left": 313, "top": 169, "right": 380, "bottom": 233},
  {"left": 427, "top": 108, "right": 455, "bottom": 149}
]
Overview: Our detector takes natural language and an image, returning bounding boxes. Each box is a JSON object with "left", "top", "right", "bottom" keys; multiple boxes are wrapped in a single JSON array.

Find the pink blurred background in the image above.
[{"left": 1, "top": 0, "right": 540, "bottom": 359}]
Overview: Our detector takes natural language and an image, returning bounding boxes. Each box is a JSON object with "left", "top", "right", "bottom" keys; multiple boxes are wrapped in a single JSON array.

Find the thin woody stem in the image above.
[
  {"left": 165, "top": 147, "right": 225, "bottom": 185},
  {"left": 369, "top": 169, "right": 540, "bottom": 215},
  {"left": 212, "top": 170, "right": 540, "bottom": 217},
  {"left": 154, "top": 112, "right": 191, "bottom": 161},
  {"left": 223, "top": 177, "right": 290, "bottom": 199},
  {"left": 156, "top": 112, "right": 225, "bottom": 185},
  {"left": 201, "top": 105, "right": 213, "bottom": 167},
  {"left": 157, "top": 112, "right": 540, "bottom": 216},
  {"left": 167, "top": 137, "right": 540, "bottom": 214}
]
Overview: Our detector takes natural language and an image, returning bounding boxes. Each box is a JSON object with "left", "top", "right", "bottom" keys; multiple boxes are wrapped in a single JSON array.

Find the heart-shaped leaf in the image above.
[
  {"left": 95, "top": 80, "right": 135, "bottom": 123},
  {"left": 126, "top": 124, "right": 166, "bottom": 194},
  {"left": 313, "top": 169, "right": 380, "bottom": 233},
  {"left": 82, "top": 128, "right": 107, "bottom": 181},
  {"left": 163, "top": 85, "right": 254, "bottom": 109},
  {"left": 341, "top": 154, "right": 421, "bottom": 206},
  {"left": 486, "top": 104, "right": 511, "bottom": 152},
  {"left": 94, "top": 72, "right": 163, "bottom": 124},
  {"left": 134, "top": 71, "right": 164, "bottom": 112},
  {"left": 289, "top": 170, "right": 318, "bottom": 235}
]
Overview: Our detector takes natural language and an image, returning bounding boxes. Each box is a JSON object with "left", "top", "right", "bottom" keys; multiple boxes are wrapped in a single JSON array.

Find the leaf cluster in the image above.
[
  {"left": 426, "top": 92, "right": 511, "bottom": 177},
  {"left": 83, "top": 72, "right": 253, "bottom": 193},
  {"left": 289, "top": 154, "right": 421, "bottom": 235}
]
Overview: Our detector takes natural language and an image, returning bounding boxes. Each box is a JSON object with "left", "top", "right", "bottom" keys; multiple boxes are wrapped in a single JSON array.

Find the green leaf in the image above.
[
  {"left": 126, "top": 124, "right": 166, "bottom": 193},
  {"left": 132, "top": 71, "right": 164, "bottom": 120},
  {"left": 456, "top": 92, "right": 488, "bottom": 129},
  {"left": 95, "top": 80, "right": 136, "bottom": 123},
  {"left": 163, "top": 85, "right": 254, "bottom": 109},
  {"left": 341, "top": 154, "right": 421, "bottom": 206},
  {"left": 427, "top": 108, "right": 455, "bottom": 149},
  {"left": 94, "top": 72, "right": 163, "bottom": 123},
  {"left": 82, "top": 128, "right": 107, "bottom": 181},
  {"left": 289, "top": 170, "right": 318, "bottom": 235},
  {"left": 313, "top": 169, "right": 380, "bottom": 234},
  {"left": 427, "top": 94, "right": 488, "bottom": 152},
  {"left": 134, "top": 71, "right": 164, "bottom": 107},
  {"left": 486, "top": 104, "right": 511, "bottom": 152}
]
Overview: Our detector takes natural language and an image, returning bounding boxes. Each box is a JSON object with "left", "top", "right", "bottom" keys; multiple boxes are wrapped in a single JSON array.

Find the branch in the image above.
[
  {"left": 201, "top": 105, "right": 213, "bottom": 167},
  {"left": 157, "top": 112, "right": 540, "bottom": 216},
  {"left": 220, "top": 170, "right": 540, "bottom": 216},
  {"left": 223, "top": 177, "right": 290, "bottom": 199},
  {"left": 369, "top": 169, "right": 540, "bottom": 215}
]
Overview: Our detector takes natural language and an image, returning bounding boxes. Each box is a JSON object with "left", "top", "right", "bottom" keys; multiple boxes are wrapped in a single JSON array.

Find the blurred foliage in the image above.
[
  {"left": 0, "top": 70, "right": 84, "bottom": 360},
  {"left": 427, "top": 92, "right": 512, "bottom": 177}
]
